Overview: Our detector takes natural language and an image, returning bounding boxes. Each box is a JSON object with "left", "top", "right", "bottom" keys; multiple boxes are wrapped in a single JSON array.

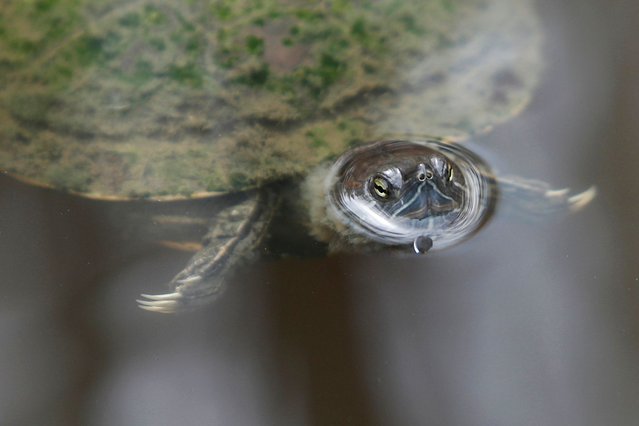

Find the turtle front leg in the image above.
[
  {"left": 137, "top": 190, "right": 278, "bottom": 313},
  {"left": 497, "top": 175, "right": 597, "bottom": 217}
]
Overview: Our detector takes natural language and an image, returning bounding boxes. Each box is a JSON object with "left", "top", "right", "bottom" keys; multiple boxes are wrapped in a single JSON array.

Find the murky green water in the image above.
[{"left": 1, "top": 0, "right": 638, "bottom": 425}]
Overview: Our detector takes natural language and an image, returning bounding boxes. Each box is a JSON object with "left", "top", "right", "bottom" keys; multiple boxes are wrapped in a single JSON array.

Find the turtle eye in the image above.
[{"left": 371, "top": 176, "right": 391, "bottom": 199}]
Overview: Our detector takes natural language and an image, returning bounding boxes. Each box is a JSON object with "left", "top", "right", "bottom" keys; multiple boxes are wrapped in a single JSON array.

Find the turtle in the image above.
[{"left": 0, "top": 0, "right": 595, "bottom": 313}]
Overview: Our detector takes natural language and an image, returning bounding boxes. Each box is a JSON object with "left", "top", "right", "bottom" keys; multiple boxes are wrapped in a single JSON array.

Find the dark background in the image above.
[{"left": 1, "top": 0, "right": 638, "bottom": 424}]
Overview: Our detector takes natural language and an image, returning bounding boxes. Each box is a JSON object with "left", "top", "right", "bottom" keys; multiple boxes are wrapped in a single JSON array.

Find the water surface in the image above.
[{"left": 1, "top": 0, "right": 638, "bottom": 425}]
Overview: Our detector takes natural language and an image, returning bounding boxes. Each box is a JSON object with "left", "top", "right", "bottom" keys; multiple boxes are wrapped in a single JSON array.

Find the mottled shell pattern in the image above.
[{"left": 0, "top": 0, "right": 541, "bottom": 199}]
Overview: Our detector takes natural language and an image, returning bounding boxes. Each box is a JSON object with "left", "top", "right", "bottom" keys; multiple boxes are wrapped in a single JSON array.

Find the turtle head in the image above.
[
  {"left": 364, "top": 149, "right": 465, "bottom": 221},
  {"left": 320, "top": 139, "right": 495, "bottom": 253}
]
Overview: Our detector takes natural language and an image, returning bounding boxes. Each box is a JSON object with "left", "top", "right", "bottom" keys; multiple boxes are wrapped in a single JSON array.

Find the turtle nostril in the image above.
[{"left": 417, "top": 171, "right": 433, "bottom": 181}]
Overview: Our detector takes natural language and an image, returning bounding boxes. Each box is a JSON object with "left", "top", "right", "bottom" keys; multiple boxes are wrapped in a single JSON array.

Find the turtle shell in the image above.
[{"left": 0, "top": 0, "right": 541, "bottom": 200}]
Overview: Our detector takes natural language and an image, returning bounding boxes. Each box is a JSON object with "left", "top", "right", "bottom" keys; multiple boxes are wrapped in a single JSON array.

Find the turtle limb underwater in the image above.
[
  {"left": 137, "top": 138, "right": 596, "bottom": 313},
  {"left": 138, "top": 191, "right": 279, "bottom": 312},
  {"left": 496, "top": 175, "right": 597, "bottom": 216}
]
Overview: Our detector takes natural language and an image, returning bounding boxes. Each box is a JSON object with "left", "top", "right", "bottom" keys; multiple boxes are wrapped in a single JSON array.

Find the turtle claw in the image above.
[
  {"left": 137, "top": 303, "right": 177, "bottom": 314},
  {"left": 545, "top": 188, "right": 570, "bottom": 198},
  {"left": 137, "top": 293, "right": 183, "bottom": 314},
  {"left": 567, "top": 186, "right": 597, "bottom": 213},
  {"left": 176, "top": 275, "right": 202, "bottom": 285},
  {"left": 139, "top": 292, "right": 182, "bottom": 301},
  {"left": 543, "top": 185, "right": 597, "bottom": 213},
  {"left": 137, "top": 274, "right": 226, "bottom": 314}
]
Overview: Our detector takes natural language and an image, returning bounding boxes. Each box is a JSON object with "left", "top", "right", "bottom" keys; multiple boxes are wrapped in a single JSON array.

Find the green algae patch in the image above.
[{"left": 45, "top": 162, "right": 93, "bottom": 193}]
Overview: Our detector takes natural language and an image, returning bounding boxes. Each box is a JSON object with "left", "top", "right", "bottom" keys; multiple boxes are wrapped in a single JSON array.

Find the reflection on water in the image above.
[{"left": 1, "top": 0, "right": 639, "bottom": 425}]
